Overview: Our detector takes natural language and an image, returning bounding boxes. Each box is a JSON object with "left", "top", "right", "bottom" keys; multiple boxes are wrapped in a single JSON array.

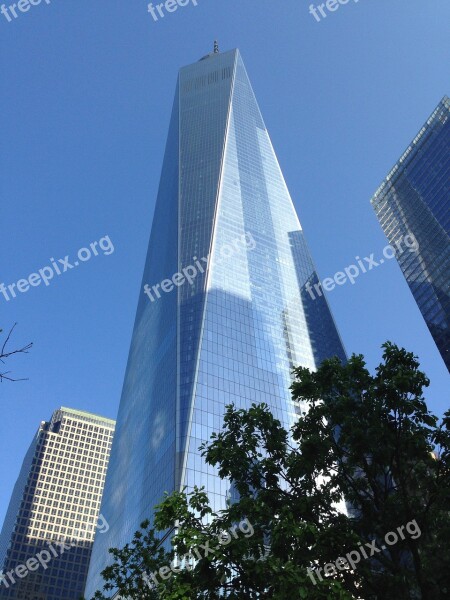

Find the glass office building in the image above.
[
  {"left": 0, "top": 408, "right": 115, "bottom": 600},
  {"left": 371, "top": 96, "right": 450, "bottom": 371},
  {"left": 85, "top": 47, "right": 346, "bottom": 597}
]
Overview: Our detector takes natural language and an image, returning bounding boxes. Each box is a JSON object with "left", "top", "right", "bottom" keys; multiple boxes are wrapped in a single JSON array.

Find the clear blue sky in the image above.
[{"left": 1, "top": 0, "right": 449, "bottom": 526}]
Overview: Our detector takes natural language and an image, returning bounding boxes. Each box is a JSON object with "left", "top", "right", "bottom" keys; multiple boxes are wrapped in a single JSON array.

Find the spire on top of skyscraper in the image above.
[{"left": 199, "top": 42, "right": 220, "bottom": 61}]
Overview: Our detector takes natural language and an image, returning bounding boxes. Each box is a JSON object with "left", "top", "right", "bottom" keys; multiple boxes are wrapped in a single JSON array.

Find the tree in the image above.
[
  {"left": 90, "top": 343, "right": 450, "bottom": 599},
  {"left": 288, "top": 342, "right": 450, "bottom": 599},
  {"left": 0, "top": 323, "right": 32, "bottom": 383}
]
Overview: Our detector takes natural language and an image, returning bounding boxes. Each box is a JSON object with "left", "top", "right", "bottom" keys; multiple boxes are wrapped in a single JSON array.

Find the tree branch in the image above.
[{"left": 0, "top": 323, "right": 33, "bottom": 383}]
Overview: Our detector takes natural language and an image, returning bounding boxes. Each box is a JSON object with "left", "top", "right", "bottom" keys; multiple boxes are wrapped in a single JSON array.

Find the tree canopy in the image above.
[{"left": 90, "top": 343, "right": 450, "bottom": 600}]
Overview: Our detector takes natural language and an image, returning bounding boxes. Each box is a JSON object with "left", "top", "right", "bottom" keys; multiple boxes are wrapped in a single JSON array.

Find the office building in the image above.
[
  {"left": 85, "top": 47, "right": 346, "bottom": 596},
  {"left": 371, "top": 96, "right": 450, "bottom": 370},
  {"left": 0, "top": 407, "right": 115, "bottom": 599}
]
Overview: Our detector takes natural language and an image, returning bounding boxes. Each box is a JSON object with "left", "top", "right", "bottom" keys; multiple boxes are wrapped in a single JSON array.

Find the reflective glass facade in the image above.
[
  {"left": 85, "top": 48, "right": 346, "bottom": 597},
  {"left": 371, "top": 96, "right": 450, "bottom": 371}
]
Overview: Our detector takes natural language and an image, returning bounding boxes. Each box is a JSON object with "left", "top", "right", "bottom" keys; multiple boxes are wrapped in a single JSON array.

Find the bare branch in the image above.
[{"left": 0, "top": 323, "right": 33, "bottom": 383}]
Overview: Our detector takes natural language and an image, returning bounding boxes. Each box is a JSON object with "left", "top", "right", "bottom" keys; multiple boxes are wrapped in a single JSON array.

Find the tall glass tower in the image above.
[
  {"left": 85, "top": 47, "right": 346, "bottom": 597},
  {"left": 371, "top": 96, "right": 450, "bottom": 371}
]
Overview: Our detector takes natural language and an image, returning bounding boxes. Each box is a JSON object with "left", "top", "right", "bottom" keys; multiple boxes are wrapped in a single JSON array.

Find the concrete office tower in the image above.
[
  {"left": 85, "top": 47, "right": 346, "bottom": 596},
  {"left": 371, "top": 96, "right": 450, "bottom": 371},
  {"left": 0, "top": 408, "right": 115, "bottom": 600}
]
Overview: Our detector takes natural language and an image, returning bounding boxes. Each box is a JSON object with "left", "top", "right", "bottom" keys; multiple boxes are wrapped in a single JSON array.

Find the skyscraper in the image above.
[
  {"left": 371, "top": 96, "right": 450, "bottom": 371},
  {"left": 0, "top": 408, "right": 115, "bottom": 600},
  {"left": 85, "top": 47, "right": 346, "bottom": 597}
]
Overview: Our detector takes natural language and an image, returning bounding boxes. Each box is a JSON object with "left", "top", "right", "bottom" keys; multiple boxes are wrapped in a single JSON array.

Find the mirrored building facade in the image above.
[
  {"left": 85, "top": 48, "right": 346, "bottom": 597},
  {"left": 371, "top": 96, "right": 450, "bottom": 371}
]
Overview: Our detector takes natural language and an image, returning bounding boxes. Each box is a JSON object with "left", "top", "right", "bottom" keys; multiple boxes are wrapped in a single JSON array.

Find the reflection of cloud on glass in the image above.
[{"left": 152, "top": 411, "right": 166, "bottom": 450}]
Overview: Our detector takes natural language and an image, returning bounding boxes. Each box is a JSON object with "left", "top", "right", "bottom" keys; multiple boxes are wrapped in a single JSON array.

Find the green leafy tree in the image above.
[{"left": 91, "top": 343, "right": 449, "bottom": 599}]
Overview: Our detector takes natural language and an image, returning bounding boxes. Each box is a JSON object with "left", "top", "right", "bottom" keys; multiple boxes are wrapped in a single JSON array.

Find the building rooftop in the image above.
[
  {"left": 371, "top": 95, "right": 449, "bottom": 207},
  {"left": 58, "top": 406, "right": 116, "bottom": 427}
]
